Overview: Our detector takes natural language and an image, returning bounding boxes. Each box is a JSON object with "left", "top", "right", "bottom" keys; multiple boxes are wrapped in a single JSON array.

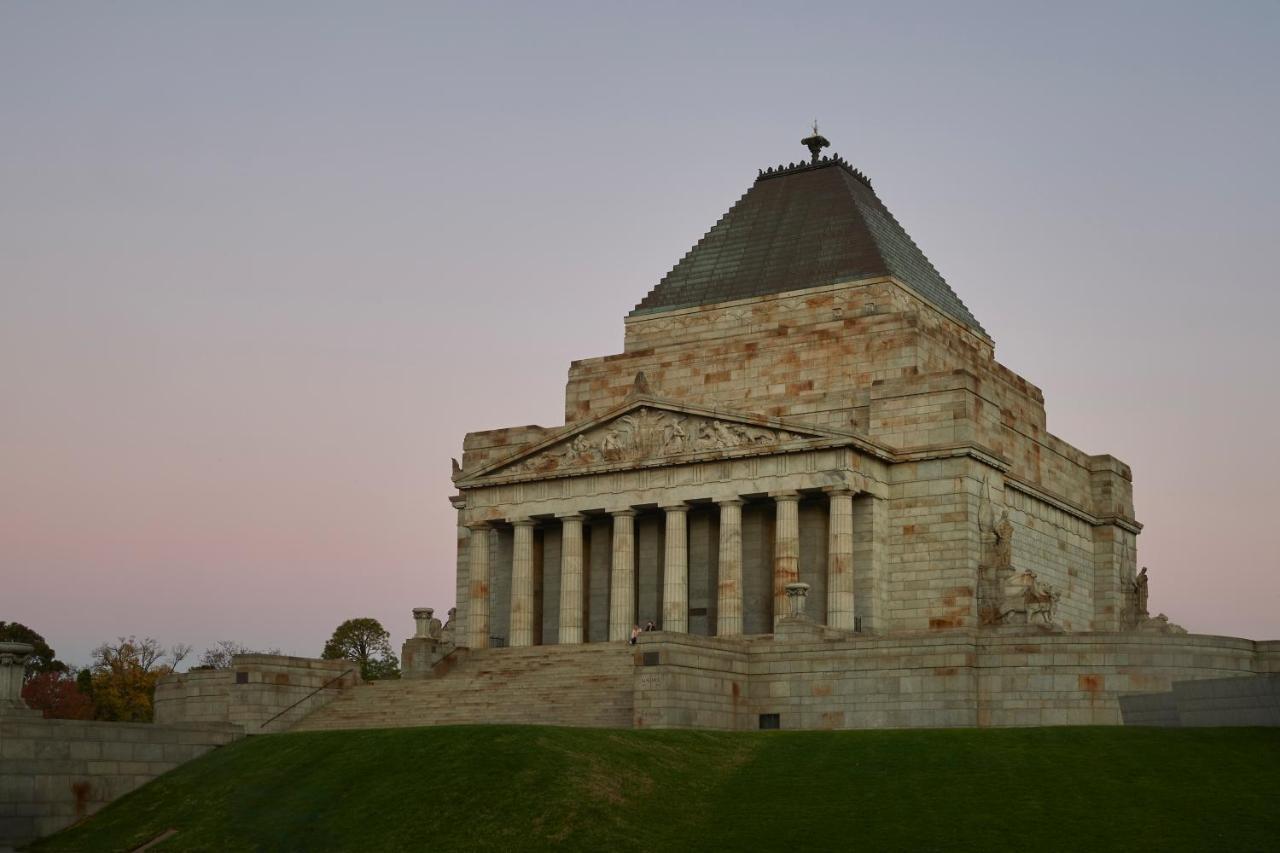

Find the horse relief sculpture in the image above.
[
  {"left": 500, "top": 407, "right": 810, "bottom": 475},
  {"left": 1000, "top": 569, "right": 1061, "bottom": 626}
]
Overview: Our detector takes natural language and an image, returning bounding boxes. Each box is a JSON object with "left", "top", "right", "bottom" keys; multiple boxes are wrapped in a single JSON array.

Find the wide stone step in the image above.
[{"left": 291, "top": 644, "right": 637, "bottom": 732}]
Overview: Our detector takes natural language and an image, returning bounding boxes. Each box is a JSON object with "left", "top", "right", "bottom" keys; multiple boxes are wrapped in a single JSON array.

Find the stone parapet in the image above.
[
  {"left": 631, "top": 629, "right": 1276, "bottom": 731},
  {"left": 155, "top": 654, "right": 360, "bottom": 734}
]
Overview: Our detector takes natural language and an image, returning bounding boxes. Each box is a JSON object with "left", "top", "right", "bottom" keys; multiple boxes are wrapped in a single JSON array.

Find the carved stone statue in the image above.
[
  {"left": 993, "top": 510, "right": 1014, "bottom": 570},
  {"left": 999, "top": 569, "right": 1059, "bottom": 627},
  {"left": 494, "top": 406, "right": 822, "bottom": 476},
  {"left": 1133, "top": 566, "right": 1149, "bottom": 619},
  {"left": 451, "top": 457, "right": 462, "bottom": 479},
  {"left": 441, "top": 607, "right": 457, "bottom": 644}
]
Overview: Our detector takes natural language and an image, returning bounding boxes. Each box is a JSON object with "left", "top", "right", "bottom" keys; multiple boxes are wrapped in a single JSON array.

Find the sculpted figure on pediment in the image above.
[{"left": 494, "top": 407, "right": 815, "bottom": 476}]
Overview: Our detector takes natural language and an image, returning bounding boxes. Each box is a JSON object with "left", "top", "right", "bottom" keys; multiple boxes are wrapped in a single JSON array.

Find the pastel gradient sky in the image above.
[{"left": 3, "top": 2, "right": 1277, "bottom": 666}]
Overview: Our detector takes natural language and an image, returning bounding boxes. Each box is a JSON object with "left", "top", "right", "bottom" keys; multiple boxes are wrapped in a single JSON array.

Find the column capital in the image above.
[
  {"left": 556, "top": 512, "right": 586, "bottom": 522},
  {"left": 509, "top": 517, "right": 536, "bottom": 528},
  {"left": 464, "top": 520, "right": 491, "bottom": 532},
  {"left": 769, "top": 490, "right": 801, "bottom": 502},
  {"left": 715, "top": 497, "right": 745, "bottom": 507},
  {"left": 610, "top": 508, "right": 638, "bottom": 518},
  {"left": 823, "top": 486, "right": 856, "bottom": 497},
  {"left": 660, "top": 503, "right": 689, "bottom": 513}
]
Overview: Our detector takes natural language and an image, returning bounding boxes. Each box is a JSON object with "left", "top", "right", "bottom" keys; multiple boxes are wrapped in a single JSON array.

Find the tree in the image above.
[
  {"left": 0, "top": 622, "right": 67, "bottom": 678},
  {"left": 321, "top": 618, "right": 400, "bottom": 680},
  {"left": 196, "top": 640, "right": 282, "bottom": 670},
  {"left": 88, "top": 636, "right": 190, "bottom": 722},
  {"left": 22, "top": 670, "right": 93, "bottom": 720}
]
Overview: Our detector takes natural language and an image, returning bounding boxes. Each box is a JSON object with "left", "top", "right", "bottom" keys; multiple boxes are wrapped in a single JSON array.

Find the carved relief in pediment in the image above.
[{"left": 497, "top": 407, "right": 815, "bottom": 476}]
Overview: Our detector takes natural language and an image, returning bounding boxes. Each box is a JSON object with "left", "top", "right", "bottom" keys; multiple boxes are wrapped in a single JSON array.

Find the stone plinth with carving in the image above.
[{"left": 0, "top": 642, "right": 40, "bottom": 716}]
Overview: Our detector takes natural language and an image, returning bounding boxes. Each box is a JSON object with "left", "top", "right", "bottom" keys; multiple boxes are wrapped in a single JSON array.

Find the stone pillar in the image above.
[
  {"left": 0, "top": 642, "right": 35, "bottom": 714},
  {"left": 772, "top": 491, "right": 800, "bottom": 628},
  {"left": 510, "top": 519, "right": 536, "bottom": 647},
  {"left": 827, "top": 489, "right": 856, "bottom": 630},
  {"left": 466, "top": 523, "right": 491, "bottom": 649},
  {"left": 413, "top": 608, "right": 434, "bottom": 639},
  {"left": 716, "top": 498, "right": 744, "bottom": 636},
  {"left": 661, "top": 504, "right": 689, "bottom": 632},
  {"left": 608, "top": 509, "right": 637, "bottom": 641},
  {"left": 558, "top": 514, "right": 586, "bottom": 644}
]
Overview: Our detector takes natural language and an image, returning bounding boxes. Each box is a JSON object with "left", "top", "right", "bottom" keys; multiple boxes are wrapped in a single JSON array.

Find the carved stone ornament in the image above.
[
  {"left": 496, "top": 407, "right": 815, "bottom": 477},
  {"left": 0, "top": 641, "right": 36, "bottom": 714},
  {"left": 784, "top": 582, "right": 811, "bottom": 619},
  {"left": 998, "top": 569, "right": 1060, "bottom": 626}
]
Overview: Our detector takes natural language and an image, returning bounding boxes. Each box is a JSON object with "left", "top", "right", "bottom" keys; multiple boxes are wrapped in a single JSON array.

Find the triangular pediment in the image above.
[{"left": 458, "top": 396, "right": 856, "bottom": 484}]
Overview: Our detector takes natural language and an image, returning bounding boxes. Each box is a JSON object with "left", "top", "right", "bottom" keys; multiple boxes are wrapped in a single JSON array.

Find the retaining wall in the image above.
[{"left": 0, "top": 717, "right": 241, "bottom": 849}]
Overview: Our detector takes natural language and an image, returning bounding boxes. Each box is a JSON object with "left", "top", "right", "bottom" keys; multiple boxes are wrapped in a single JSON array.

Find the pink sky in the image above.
[{"left": 3, "top": 2, "right": 1277, "bottom": 665}]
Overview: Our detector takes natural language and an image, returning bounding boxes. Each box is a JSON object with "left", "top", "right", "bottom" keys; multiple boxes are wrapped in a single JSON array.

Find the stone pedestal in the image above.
[{"left": 0, "top": 642, "right": 39, "bottom": 716}]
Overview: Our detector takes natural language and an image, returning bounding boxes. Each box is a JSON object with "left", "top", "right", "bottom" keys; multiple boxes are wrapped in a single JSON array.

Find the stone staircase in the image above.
[{"left": 291, "top": 643, "right": 637, "bottom": 732}]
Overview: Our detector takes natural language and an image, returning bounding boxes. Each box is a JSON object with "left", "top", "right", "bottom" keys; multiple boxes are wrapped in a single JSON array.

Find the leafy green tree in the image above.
[
  {"left": 321, "top": 618, "right": 400, "bottom": 680},
  {"left": 0, "top": 621, "right": 67, "bottom": 678}
]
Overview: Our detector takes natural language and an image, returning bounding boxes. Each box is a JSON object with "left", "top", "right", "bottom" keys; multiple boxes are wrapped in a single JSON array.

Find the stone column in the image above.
[
  {"left": 772, "top": 491, "right": 800, "bottom": 628},
  {"left": 558, "top": 514, "right": 586, "bottom": 644},
  {"left": 509, "top": 519, "right": 536, "bottom": 647},
  {"left": 827, "top": 489, "right": 856, "bottom": 630},
  {"left": 608, "top": 509, "right": 637, "bottom": 641},
  {"left": 716, "top": 498, "right": 744, "bottom": 636},
  {"left": 466, "top": 523, "right": 491, "bottom": 649},
  {"left": 661, "top": 504, "right": 689, "bottom": 632}
]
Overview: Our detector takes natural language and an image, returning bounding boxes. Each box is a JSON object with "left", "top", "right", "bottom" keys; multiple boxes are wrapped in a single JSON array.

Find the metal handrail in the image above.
[{"left": 258, "top": 668, "right": 355, "bottom": 730}]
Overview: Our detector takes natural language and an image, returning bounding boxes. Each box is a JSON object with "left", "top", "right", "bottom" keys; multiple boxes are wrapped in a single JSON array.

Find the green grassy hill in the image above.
[{"left": 32, "top": 726, "right": 1280, "bottom": 852}]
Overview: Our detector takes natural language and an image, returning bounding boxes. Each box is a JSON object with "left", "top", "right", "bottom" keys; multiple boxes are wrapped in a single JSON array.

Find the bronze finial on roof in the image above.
[{"left": 800, "top": 120, "right": 830, "bottom": 164}]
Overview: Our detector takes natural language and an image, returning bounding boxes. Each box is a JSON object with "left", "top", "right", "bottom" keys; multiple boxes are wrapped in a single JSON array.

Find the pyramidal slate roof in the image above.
[{"left": 630, "top": 154, "right": 986, "bottom": 337}]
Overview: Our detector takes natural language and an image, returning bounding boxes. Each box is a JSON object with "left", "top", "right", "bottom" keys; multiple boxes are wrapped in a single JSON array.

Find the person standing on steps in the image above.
[{"left": 629, "top": 625, "right": 641, "bottom": 645}]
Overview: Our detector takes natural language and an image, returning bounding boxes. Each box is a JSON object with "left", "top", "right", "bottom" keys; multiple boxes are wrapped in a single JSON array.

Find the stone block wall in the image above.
[
  {"left": 630, "top": 630, "right": 1280, "bottom": 731},
  {"left": 0, "top": 717, "right": 241, "bottom": 848},
  {"left": 155, "top": 654, "right": 359, "bottom": 734},
  {"left": 1005, "top": 487, "right": 1095, "bottom": 631},
  {"left": 1119, "top": 674, "right": 1280, "bottom": 727},
  {"left": 885, "top": 457, "right": 980, "bottom": 631},
  {"left": 633, "top": 634, "right": 748, "bottom": 730}
]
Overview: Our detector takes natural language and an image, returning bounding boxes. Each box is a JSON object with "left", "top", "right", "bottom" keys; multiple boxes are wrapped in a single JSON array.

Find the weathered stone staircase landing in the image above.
[{"left": 291, "top": 644, "right": 636, "bottom": 732}]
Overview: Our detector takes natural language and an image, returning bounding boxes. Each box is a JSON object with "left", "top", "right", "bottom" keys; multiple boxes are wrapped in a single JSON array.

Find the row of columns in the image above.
[{"left": 467, "top": 489, "right": 858, "bottom": 649}]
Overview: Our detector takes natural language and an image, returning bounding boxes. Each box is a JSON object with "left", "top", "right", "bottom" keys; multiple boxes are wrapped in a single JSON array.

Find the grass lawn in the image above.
[{"left": 30, "top": 725, "right": 1280, "bottom": 852}]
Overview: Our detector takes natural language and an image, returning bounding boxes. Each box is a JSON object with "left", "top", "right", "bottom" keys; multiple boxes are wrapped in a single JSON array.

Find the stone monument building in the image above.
[
  {"left": 167, "top": 133, "right": 1278, "bottom": 733},
  {"left": 450, "top": 133, "right": 1143, "bottom": 648}
]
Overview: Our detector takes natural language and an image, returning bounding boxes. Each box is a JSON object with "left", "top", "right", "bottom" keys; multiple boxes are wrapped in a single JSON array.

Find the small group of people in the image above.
[{"left": 628, "top": 620, "right": 658, "bottom": 645}]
